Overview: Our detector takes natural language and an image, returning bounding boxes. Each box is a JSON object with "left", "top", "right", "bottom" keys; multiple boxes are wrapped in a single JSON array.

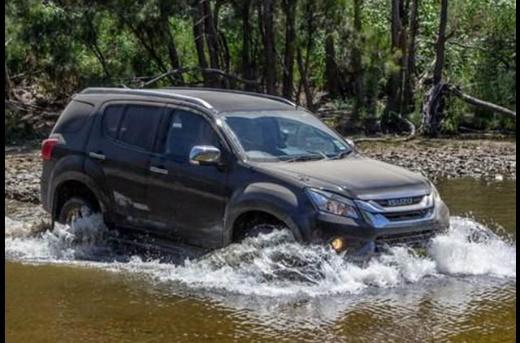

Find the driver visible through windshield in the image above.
[{"left": 222, "top": 110, "right": 352, "bottom": 162}]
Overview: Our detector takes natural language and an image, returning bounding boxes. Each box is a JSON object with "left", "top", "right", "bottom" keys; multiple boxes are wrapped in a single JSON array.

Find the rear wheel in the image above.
[{"left": 58, "top": 197, "right": 96, "bottom": 225}]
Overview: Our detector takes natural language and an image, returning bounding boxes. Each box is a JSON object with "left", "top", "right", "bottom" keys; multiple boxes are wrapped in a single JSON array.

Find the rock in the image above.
[{"left": 358, "top": 139, "right": 516, "bottom": 181}]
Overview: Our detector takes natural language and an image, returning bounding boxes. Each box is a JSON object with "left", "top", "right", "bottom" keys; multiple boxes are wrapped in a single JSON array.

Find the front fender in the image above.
[{"left": 224, "top": 182, "right": 311, "bottom": 244}]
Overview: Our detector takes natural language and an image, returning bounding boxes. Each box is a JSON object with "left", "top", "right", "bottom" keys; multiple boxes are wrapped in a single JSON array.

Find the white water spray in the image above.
[{"left": 4, "top": 215, "right": 516, "bottom": 297}]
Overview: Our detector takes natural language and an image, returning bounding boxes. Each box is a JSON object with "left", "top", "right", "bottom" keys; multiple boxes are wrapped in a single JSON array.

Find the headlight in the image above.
[
  {"left": 305, "top": 188, "right": 359, "bottom": 219},
  {"left": 430, "top": 182, "right": 441, "bottom": 201}
]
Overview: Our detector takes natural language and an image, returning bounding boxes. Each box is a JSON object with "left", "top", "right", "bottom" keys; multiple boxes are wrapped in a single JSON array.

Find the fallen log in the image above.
[
  {"left": 421, "top": 82, "right": 516, "bottom": 137},
  {"left": 448, "top": 85, "right": 516, "bottom": 117}
]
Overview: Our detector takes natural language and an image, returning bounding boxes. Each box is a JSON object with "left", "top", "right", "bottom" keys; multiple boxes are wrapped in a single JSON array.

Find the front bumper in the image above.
[{"left": 311, "top": 198, "right": 450, "bottom": 255}]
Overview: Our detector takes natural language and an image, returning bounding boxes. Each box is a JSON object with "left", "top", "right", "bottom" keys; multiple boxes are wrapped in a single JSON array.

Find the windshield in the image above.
[{"left": 222, "top": 110, "right": 352, "bottom": 162}]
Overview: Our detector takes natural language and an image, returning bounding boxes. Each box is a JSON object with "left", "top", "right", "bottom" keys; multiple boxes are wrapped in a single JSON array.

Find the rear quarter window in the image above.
[{"left": 53, "top": 100, "right": 94, "bottom": 133}]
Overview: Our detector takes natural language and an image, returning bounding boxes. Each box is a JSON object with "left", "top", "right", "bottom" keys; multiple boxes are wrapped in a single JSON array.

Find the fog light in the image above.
[{"left": 331, "top": 238, "right": 345, "bottom": 252}]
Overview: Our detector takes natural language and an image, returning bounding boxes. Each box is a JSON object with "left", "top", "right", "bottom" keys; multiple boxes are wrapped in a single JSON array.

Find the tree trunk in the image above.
[
  {"left": 421, "top": 0, "right": 448, "bottom": 136},
  {"left": 296, "top": 0, "right": 317, "bottom": 108},
  {"left": 201, "top": 0, "right": 221, "bottom": 86},
  {"left": 5, "top": 61, "right": 13, "bottom": 100},
  {"left": 297, "top": 48, "right": 313, "bottom": 109},
  {"left": 161, "top": 19, "right": 184, "bottom": 85},
  {"left": 219, "top": 32, "right": 231, "bottom": 76},
  {"left": 421, "top": 82, "right": 447, "bottom": 136},
  {"left": 433, "top": 0, "right": 448, "bottom": 85},
  {"left": 240, "top": 0, "right": 256, "bottom": 91},
  {"left": 352, "top": 0, "right": 364, "bottom": 117},
  {"left": 213, "top": 1, "right": 230, "bottom": 78},
  {"left": 324, "top": 34, "right": 340, "bottom": 99},
  {"left": 402, "top": 0, "right": 418, "bottom": 113},
  {"left": 164, "top": 25, "right": 181, "bottom": 71},
  {"left": 382, "top": 0, "right": 407, "bottom": 132},
  {"left": 192, "top": 2, "right": 209, "bottom": 84},
  {"left": 282, "top": 0, "right": 297, "bottom": 99},
  {"left": 260, "top": 0, "right": 277, "bottom": 94}
]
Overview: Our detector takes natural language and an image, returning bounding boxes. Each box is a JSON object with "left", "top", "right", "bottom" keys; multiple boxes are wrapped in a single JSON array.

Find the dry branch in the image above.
[
  {"left": 142, "top": 67, "right": 260, "bottom": 88},
  {"left": 448, "top": 85, "right": 516, "bottom": 117}
]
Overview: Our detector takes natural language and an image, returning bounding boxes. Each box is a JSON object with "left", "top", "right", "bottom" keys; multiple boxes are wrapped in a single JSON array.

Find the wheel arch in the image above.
[
  {"left": 224, "top": 183, "right": 308, "bottom": 245},
  {"left": 51, "top": 171, "right": 111, "bottom": 221}
]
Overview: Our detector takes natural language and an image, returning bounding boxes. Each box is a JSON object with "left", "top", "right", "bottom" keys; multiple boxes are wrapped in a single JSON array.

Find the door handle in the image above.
[
  {"left": 150, "top": 166, "right": 168, "bottom": 175},
  {"left": 89, "top": 152, "right": 106, "bottom": 160}
]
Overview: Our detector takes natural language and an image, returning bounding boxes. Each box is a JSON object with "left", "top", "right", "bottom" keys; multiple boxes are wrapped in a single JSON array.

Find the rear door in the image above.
[
  {"left": 86, "top": 101, "right": 165, "bottom": 228},
  {"left": 146, "top": 106, "right": 230, "bottom": 248}
]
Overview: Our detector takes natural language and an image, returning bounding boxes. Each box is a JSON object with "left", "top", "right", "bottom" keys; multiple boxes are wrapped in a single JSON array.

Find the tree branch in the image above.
[
  {"left": 448, "top": 85, "right": 516, "bottom": 117},
  {"left": 142, "top": 67, "right": 260, "bottom": 88}
]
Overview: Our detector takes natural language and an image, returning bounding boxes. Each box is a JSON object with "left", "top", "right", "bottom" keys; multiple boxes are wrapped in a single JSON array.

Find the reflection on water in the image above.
[{"left": 5, "top": 178, "right": 517, "bottom": 342}]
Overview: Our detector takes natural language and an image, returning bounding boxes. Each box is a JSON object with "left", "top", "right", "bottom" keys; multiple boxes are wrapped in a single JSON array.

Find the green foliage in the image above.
[
  {"left": 4, "top": 0, "right": 516, "bottom": 134},
  {"left": 443, "top": 0, "right": 516, "bottom": 131}
]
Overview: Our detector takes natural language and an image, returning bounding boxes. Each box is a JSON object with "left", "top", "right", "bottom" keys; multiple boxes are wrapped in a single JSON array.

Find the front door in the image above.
[{"left": 146, "top": 107, "right": 229, "bottom": 248}]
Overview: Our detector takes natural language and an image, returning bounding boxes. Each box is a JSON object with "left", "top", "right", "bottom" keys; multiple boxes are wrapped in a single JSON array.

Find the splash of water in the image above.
[
  {"left": 429, "top": 217, "right": 516, "bottom": 277},
  {"left": 5, "top": 214, "right": 108, "bottom": 261},
  {"left": 4, "top": 215, "right": 516, "bottom": 297}
]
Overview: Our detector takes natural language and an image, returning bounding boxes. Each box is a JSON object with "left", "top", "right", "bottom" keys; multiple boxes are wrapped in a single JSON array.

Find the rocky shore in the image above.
[
  {"left": 356, "top": 138, "right": 516, "bottom": 181},
  {"left": 4, "top": 138, "right": 516, "bottom": 205}
]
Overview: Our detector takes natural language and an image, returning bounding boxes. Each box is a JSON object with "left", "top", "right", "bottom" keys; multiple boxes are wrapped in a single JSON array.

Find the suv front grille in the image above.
[
  {"left": 355, "top": 192, "right": 435, "bottom": 229},
  {"left": 374, "top": 196, "right": 424, "bottom": 207},
  {"left": 383, "top": 208, "right": 433, "bottom": 222}
]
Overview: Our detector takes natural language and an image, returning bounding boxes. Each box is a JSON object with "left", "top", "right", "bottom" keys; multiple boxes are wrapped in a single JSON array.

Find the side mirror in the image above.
[
  {"left": 345, "top": 138, "right": 355, "bottom": 148},
  {"left": 189, "top": 145, "right": 221, "bottom": 165}
]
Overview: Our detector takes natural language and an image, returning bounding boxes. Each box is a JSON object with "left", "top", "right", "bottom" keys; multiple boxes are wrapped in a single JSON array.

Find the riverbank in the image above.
[
  {"left": 356, "top": 138, "right": 516, "bottom": 180},
  {"left": 4, "top": 138, "right": 516, "bottom": 205}
]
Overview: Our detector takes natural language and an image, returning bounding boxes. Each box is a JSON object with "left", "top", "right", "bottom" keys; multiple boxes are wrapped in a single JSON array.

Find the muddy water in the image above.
[{"left": 5, "top": 179, "right": 516, "bottom": 342}]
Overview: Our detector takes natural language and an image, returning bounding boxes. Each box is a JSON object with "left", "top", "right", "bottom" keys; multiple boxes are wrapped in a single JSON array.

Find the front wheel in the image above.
[
  {"left": 242, "top": 223, "right": 295, "bottom": 242},
  {"left": 58, "top": 197, "right": 96, "bottom": 225},
  {"left": 244, "top": 224, "right": 280, "bottom": 238}
]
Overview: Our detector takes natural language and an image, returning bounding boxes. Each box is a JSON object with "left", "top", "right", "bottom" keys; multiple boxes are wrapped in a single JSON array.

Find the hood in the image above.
[{"left": 253, "top": 155, "right": 431, "bottom": 200}]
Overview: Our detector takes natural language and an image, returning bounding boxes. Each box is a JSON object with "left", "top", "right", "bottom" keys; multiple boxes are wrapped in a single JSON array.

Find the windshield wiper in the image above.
[
  {"left": 283, "top": 153, "right": 326, "bottom": 163},
  {"left": 332, "top": 150, "right": 353, "bottom": 160}
]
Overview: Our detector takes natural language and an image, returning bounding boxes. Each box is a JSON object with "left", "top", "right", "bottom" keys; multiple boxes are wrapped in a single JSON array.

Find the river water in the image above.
[{"left": 5, "top": 178, "right": 516, "bottom": 342}]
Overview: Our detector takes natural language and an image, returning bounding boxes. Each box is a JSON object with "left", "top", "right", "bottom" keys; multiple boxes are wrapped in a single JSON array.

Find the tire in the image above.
[
  {"left": 244, "top": 224, "right": 276, "bottom": 238},
  {"left": 58, "top": 197, "right": 96, "bottom": 225}
]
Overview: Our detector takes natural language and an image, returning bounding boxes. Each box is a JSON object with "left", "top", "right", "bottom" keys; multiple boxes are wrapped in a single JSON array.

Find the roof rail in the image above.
[
  {"left": 165, "top": 87, "right": 297, "bottom": 108},
  {"left": 80, "top": 87, "right": 214, "bottom": 109}
]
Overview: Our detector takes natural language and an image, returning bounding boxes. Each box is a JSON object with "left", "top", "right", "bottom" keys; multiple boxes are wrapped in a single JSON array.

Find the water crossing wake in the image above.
[{"left": 5, "top": 215, "right": 516, "bottom": 297}]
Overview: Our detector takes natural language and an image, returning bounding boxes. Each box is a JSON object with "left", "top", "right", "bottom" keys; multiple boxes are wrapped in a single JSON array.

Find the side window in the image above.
[
  {"left": 118, "top": 105, "right": 164, "bottom": 150},
  {"left": 102, "top": 105, "right": 124, "bottom": 139},
  {"left": 165, "top": 109, "right": 220, "bottom": 160},
  {"left": 102, "top": 104, "right": 164, "bottom": 151}
]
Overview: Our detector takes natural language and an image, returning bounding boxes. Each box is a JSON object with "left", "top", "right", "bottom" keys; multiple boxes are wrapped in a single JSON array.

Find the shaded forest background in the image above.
[{"left": 4, "top": 0, "right": 516, "bottom": 141}]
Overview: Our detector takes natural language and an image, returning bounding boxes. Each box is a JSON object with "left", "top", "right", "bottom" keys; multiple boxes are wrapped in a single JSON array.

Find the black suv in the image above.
[{"left": 41, "top": 87, "right": 450, "bottom": 255}]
